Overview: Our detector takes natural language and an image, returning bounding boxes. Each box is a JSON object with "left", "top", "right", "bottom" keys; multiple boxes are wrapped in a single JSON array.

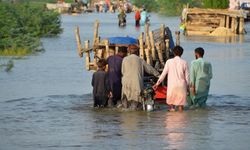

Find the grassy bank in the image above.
[{"left": 0, "top": 2, "right": 62, "bottom": 56}]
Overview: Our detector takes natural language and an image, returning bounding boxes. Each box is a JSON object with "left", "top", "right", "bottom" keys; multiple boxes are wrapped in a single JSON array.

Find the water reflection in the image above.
[
  {"left": 164, "top": 112, "right": 187, "bottom": 149},
  {"left": 185, "top": 35, "right": 245, "bottom": 44}
]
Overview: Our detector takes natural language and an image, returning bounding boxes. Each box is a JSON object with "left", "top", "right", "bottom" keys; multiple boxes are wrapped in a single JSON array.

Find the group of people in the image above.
[
  {"left": 117, "top": 8, "right": 149, "bottom": 27},
  {"left": 134, "top": 8, "right": 149, "bottom": 26},
  {"left": 91, "top": 45, "right": 212, "bottom": 111}
]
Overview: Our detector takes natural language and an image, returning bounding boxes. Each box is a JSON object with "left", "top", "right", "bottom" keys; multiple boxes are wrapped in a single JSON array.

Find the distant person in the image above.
[
  {"left": 107, "top": 47, "right": 128, "bottom": 106},
  {"left": 118, "top": 10, "right": 126, "bottom": 26},
  {"left": 188, "top": 47, "right": 213, "bottom": 108},
  {"left": 135, "top": 9, "right": 141, "bottom": 26},
  {"left": 121, "top": 45, "right": 160, "bottom": 110},
  {"left": 140, "top": 8, "right": 148, "bottom": 26},
  {"left": 91, "top": 59, "right": 111, "bottom": 107},
  {"left": 153, "top": 46, "right": 189, "bottom": 112},
  {"left": 95, "top": 3, "right": 100, "bottom": 13}
]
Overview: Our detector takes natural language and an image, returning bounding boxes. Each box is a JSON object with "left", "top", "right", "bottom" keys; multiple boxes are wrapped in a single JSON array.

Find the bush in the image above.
[
  {"left": 131, "top": 0, "right": 158, "bottom": 12},
  {"left": 0, "top": 2, "right": 62, "bottom": 55},
  {"left": 203, "top": 0, "right": 229, "bottom": 9}
]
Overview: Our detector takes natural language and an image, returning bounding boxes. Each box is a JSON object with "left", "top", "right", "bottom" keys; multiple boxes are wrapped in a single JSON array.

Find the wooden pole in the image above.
[
  {"left": 165, "top": 39, "right": 170, "bottom": 61},
  {"left": 156, "top": 42, "right": 164, "bottom": 66},
  {"left": 115, "top": 46, "right": 119, "bottom": 54},
  {"left": 175, "top": 31, "right": 180, "bottom": 46},
  {"left": 149, "top": 31, "right": 156, "bottom": 61},
  {"left": 231, "top": 17, "right": 236, "bottom": 33},
  {"left": 145, "top": 23, "right": 150, "bottom": 48},
  {"left": 220, "top": 16, "right": 226, "bottom": 27},
  {"left": 239, "top": 17, "right": 244, "bottom": 34},
  {"left": 75, "top": 26, "right": 83, "bottom": 57},
  {"left": 84, "top": 40, "right": 90, "bottom": 70},
  {"left": 104, "top": 40, "right": 110, "bottom": 58},
  {"left": 139, "top": 33, "right": 144, "bottom": 59},
  {"left": 145, "top": 48, "right": 151, "bottom": 65},
  {"left": 93, "top": 20, "right": 100, "bottom": 48}
]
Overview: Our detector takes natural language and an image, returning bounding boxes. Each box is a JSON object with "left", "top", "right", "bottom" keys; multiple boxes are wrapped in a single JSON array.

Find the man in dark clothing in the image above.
[
  {"left": 91, "top": 59, "right": 111, "bottom": 107},
  {"left": 107, "top": 47, "right": 127, "bottom": 106}
]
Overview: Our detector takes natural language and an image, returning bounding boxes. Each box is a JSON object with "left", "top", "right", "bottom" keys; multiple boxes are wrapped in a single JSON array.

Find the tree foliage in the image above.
[
  {"left": 131, "top": 0, "right": 158, "bottom": 12},
  {"left": 203, "top": 0, "right": 229, "bottom": 9},
  {"left": 0, "top": 2, "right": 62, "bottom": 53},
  {"left": 132, "top": 0, "right": 228, "bottom": 16}
]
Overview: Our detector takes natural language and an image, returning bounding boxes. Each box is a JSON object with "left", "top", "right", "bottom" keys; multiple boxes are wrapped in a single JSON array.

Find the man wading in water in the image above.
[
  {"left": 153, "top": 46, "right": 189, "bottom": 112},
  {"left": 188, "top": 47, "right": 213, "bottom": 108},
  {"left": 107, "top": 47, "right": 128, "bottom": 106},
  {"left": 121, "top": 45, "right": 160, "bottom": 110}
]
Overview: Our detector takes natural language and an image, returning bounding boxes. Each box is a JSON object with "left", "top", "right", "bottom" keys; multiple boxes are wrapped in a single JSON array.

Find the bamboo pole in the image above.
[
  {"left": 156, "top": 42, "right": 164, "bottom": 66},
  {"left": 145, "top": 23, "right": 150, "bottom": 48},
  {"left": 139, "top": 33, "right": 144, "bottom": 59},
  {"left": 239, "top": 17, "right": 244, "bottom": 34},
  {"left": 165, "top": 39, "right": 170, "bottom": 61},
  {"left": 145, "top": 48, "right": 151, "bottom": 65},
  {"left": 75, "top": 26, "right": 83, "bottom": 57},
  {"left": 115, "top": 46, "right": 119, "bottom": 54},
  {"left": 104, "top": 40, "right": 110, "bottom": 58},
  {"left": 93, "top": 20, "right": 100, "bottom": 48},
  {"left": 149, "top": 31, "right": 156, "bottom": 61},
  {"left": 175, "top": 31, "right": 180, "bottom": 46},
  {"left": 84, "top": 40, "right": 90, "bottom": 70}
]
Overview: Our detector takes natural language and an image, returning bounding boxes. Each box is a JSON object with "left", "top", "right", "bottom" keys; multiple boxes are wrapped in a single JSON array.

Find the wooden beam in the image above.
[
  {"left": 84, "top": 40, "right": 90, "bottom": 71},
  {"left": 231, "top": 17, "right": 236, "bottom": 33},
  {"left": 93, "top": 20, "right": 99, "bottom": 48},
  {"left": 149, "top": 31, "right": 156, "bottom": 61},
  {"left": 75, "top": 26, "right": 83, "bottom": 57},
  {"left": 139, "top": 33, "right": 144, "bottom": 59},
  {"left": 104, "top": 40, "right": 110, "bottom": 58},
  {"left": 239, "top": 17, "right": 244, "bottom": 34}
]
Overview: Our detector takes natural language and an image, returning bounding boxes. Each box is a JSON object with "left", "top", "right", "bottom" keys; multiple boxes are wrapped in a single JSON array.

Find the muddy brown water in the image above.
[{"left": 0, "top": 13, "right": 250, "bottom": 150}]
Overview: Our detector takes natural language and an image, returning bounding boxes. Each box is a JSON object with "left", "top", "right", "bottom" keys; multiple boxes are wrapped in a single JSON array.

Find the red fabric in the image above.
[
  {"left": 154, "top": 86, "right": 167, "bottom": 99},
  {"left": 135, "top": 11, "right": 141, "bottom": 20}
]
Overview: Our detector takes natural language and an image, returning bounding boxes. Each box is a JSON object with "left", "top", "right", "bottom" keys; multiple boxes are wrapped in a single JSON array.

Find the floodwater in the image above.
[{"left": 0, "top": 13, "right": 250, "bottom": 150}]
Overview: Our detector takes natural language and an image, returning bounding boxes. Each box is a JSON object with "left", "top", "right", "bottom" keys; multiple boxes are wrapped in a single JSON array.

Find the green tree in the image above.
[
  {"left": 132, "top": 0, "right": 158, "bottom": 11},
  {"left": 0, "top": 2, "right": 62, "bottom": 54},
  {"left": 203, "top": 0, "right": 229, "bottom": 9}
]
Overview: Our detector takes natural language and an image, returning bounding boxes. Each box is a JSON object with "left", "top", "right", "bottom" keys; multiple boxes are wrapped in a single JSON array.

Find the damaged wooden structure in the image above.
[
  {"left": 182, "top": 8, "right": 246, "bottom": 36},
  {"left": 75, "top": 20, "right": 179, "bottom": 71}
]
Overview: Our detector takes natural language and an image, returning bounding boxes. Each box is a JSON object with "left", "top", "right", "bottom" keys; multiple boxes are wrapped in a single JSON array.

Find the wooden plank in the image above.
[
  {"left": 186, "top": 30, "right": 211, "bottom": 36},
  {"left": 186, "top": 25, "right": 215, "bottom": 32}
]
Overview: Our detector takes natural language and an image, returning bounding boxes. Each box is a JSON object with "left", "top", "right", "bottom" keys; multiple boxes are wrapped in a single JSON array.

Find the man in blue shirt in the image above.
[{"left": 107, "top": 47, "right": 127, "bottom": 106}]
